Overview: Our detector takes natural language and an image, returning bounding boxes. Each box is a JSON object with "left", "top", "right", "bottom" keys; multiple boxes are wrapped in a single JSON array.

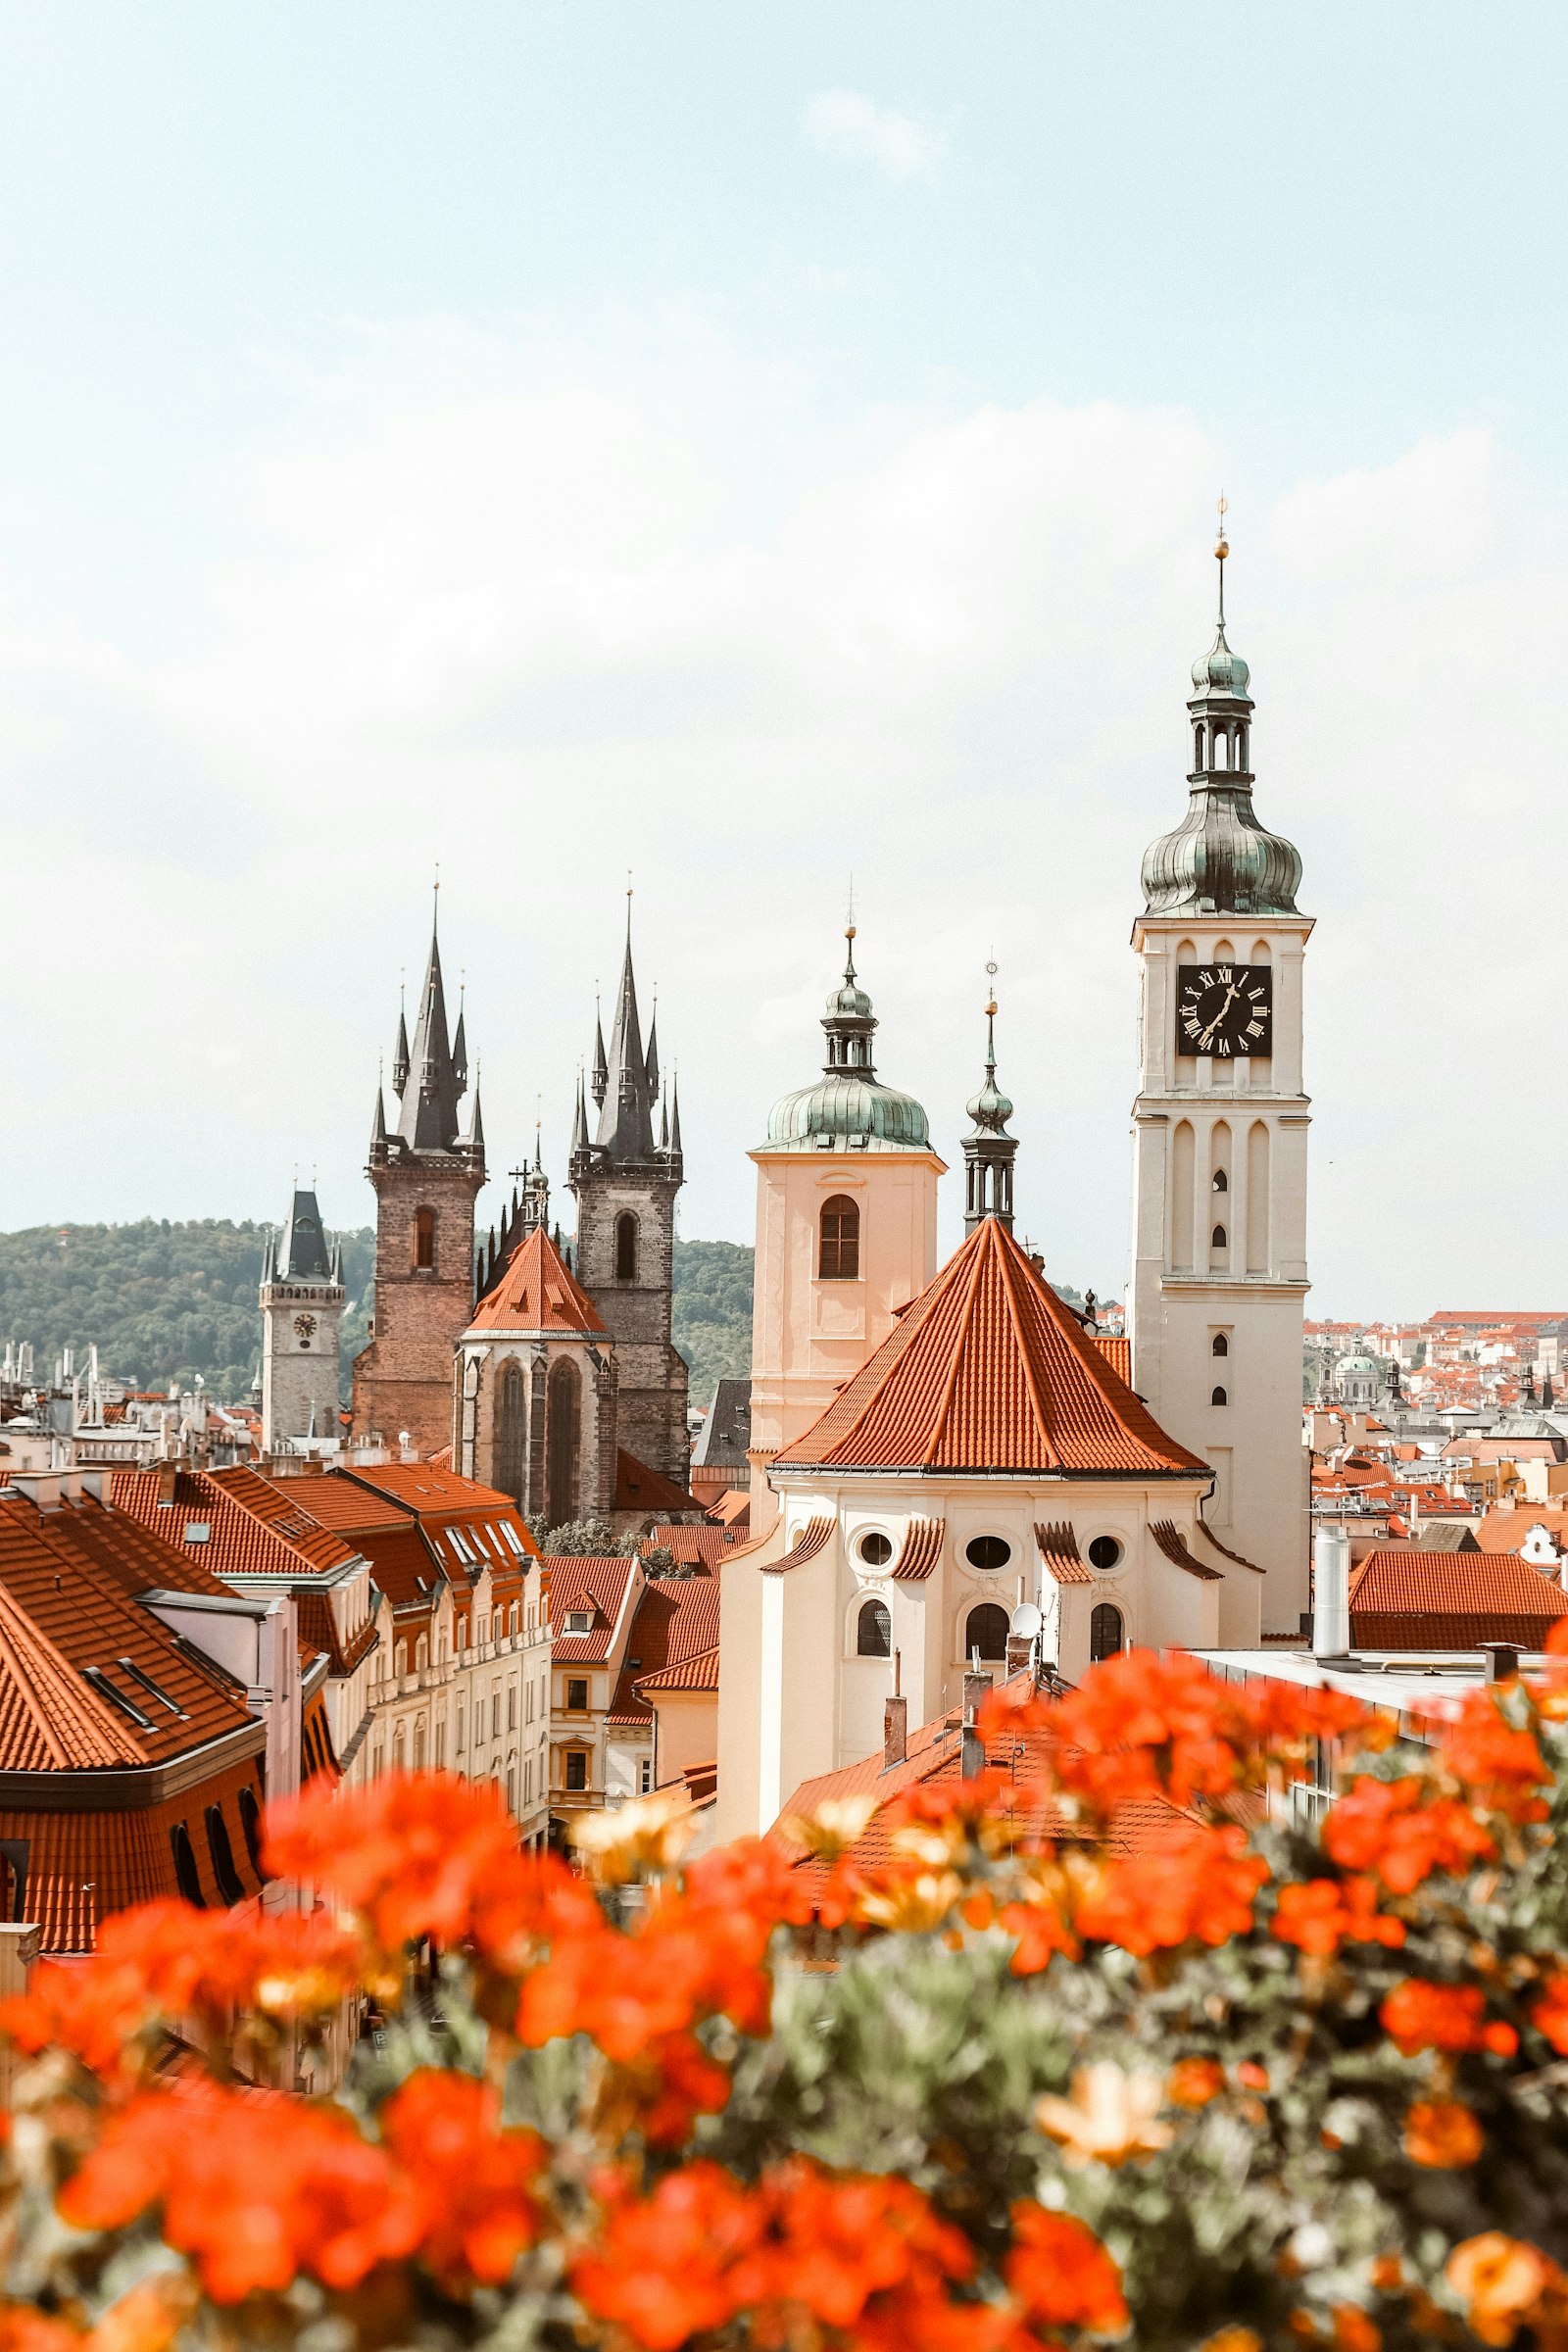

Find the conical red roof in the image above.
[
  {"left": 774, "top": 1217, "right": 1204, "bottom": 1478},
  {"left": 467, "top": 1225, "right": 606, "bottom": 1336}
]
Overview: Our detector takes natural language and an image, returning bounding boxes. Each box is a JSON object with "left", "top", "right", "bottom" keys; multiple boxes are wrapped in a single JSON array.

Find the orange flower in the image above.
[
  {"left": 378, "top": 2069, "right": 544, "bottom": 2285},
  {"left": 1073, "top": 1826, "right": 1267, "bottom": 1955},
  {"left": 1446, "top": 2233, "right": 1558, "bottom": 2346},
  {"left": 1167, "top": 2057, "right": 1225, "bottom": 2108},
  {"left": 1330, "top": 2308, "right": 1381, "bottom": 2352},
  {"left": 1321, "top": 1778, "right": 1494, "bottom": 1895},
  {"left": 0, "top": 2315, "right": 83, "bottom": 2352},
  {"left": 571, "top": 2162, "right": 761, "bottom": 2349},
  {"left": 262, "top": 1771, "right": 525, "bottom": 1953},
  {"left": 1402, "top": 2098, "right": 1484, "bottom": 2168},
  {"left": 60, "top": 2082, "right": 421, "bottom": 2302},
  {"left": 1441, "top": 1691, "right": 1550, "bottom": 1824},
  {"left": 1532, "top": 1972, "right": 1568, "bottom": 2055},
  {"left": 1004, "top": 2204, "right": 1129, "bottom": 2338},
  {"left": 1272, "top": 1877, "right": 1406, "bottom": 1957},
  {"left": 1379, "top": 1979, "right": 1518, "bottom": 2058}
]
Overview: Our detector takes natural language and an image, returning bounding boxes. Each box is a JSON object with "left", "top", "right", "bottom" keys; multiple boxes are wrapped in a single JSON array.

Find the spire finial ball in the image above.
[{"left": 846, "top": 923, "right": 857, "bottom": 942}]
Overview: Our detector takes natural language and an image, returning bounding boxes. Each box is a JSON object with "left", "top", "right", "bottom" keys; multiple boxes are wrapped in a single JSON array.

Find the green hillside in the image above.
[{"left": 0, "top": 1221, "right": 755, "bottom": 1409}]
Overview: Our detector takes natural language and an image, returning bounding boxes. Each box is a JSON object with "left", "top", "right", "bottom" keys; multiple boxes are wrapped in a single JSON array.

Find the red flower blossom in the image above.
[
  {"left": 1321, "top": 1779, "right": 1494, "bottom": 1895},
  {"left": 262, "top": 1772, "right": 525, "bottom": 1954},
  {"left": 378, "top": 2070, "right": 544, "bottom": 2286},
  {"left": 59, "top": 2082, "right": 421, "bottom": 2302},
  {"left": 1073, "top": 1827, "right": 1267, "bottom": 1956},
  {"left": 1380, "top": 1980, "right": 1518, "bottom": 2059},
  {"left": 1532, "top": 1973, "right": 1568, "bottom": 2056},
  {"left": 1440, "top": 1691, "right": 1550, "bottom": 1825},
  {"left": 1272, "top": 1876, "right": 1406, "bottom": 1957},
  {"left": 569, "top": 2162, "right": 761, "bottom": 2349},
  {"left": 1004, "top": 2204, "right": 1129, "bottom": 2338}
]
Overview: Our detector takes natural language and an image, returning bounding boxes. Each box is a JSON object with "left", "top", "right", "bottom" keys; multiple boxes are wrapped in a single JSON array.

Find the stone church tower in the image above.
[
  {"left": 351, "top": 910, "right": 485, "bottom": 1458},
  {"left": 260, "top": 1186, "right": 344, "bottom": 1450},
  {"left": 566, "top": 909, "right": 690, "bottom": 1489},
  {"left": 1127, "top": 530, "right": 1313, "bottom": 1636}
]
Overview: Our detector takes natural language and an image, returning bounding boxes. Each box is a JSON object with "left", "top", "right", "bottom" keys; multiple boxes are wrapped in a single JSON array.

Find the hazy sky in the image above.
[{"left": 3, "top": 4, "right": 1566, "bottom": 1316}]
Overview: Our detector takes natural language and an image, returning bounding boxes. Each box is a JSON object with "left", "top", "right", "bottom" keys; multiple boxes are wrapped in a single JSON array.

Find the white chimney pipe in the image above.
[{"left": 1312, "top": 1525, "right": 1351, "bottom": 1655}]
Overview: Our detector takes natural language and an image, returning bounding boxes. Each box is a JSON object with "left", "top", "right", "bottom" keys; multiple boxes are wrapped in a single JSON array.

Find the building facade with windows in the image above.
[
  {"left": 545, "top": 1552, "right": 645, "bottom": 1833},
  {"left": 747, "top": 932, "right": 946, "bottom": 1537}
]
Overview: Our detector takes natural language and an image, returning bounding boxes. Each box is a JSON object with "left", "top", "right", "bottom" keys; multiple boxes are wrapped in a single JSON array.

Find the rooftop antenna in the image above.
[
  {"left": 433, "top": 862, "right": 440, "bottom": 931},
  {"left": 1215, "top": 493, "right": 1229, "bottom": 626}
]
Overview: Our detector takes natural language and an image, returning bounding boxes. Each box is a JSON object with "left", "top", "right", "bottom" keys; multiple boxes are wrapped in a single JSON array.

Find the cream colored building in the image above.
[
  {"left": 1127, "top": 548, "right": 1313, "bottom": 1636},
  {"left": 748, "top": 932, "right": 945, "bottom": 1536}
]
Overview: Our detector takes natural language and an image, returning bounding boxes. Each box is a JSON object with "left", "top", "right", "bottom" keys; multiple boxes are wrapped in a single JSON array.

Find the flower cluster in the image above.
[{"left": 3, "top": 1644, "right": 1568, "bottom": 2352}]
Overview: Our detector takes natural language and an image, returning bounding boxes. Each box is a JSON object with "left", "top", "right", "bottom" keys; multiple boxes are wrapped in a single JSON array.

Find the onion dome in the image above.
[
  {"left": 765, "top": 930, "right": 931, "bottom": 1151},
  {"left": 1141, "top": 526, "right": 1302, "bottom": 919}
]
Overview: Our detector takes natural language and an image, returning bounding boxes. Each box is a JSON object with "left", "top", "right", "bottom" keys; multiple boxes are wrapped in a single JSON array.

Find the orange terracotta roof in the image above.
[
  {"left": 609, "top": 1578, "right": 722, "bottom": 1723},
  {"left": 467, "top": 1225, "right": 607, "bottom": 1336},
  {"left": 1348, "top": 1546, "right": 1568, "bottom": 1647},
  {"left": 113, "top": 1468, "right": 359, "bottom": 1583},
  {"left": 1476, "top": 1506, "right": 1568, "bottom": 1555},
  {"left": 614, "top": 1450, "right": 698, "bottom": 1518},
  {"left": 644, "top": 1525, "right": 741, "bottom": 1567},
  {"left": 1091, "top": 1334, "right": 1132, "bottom": 1384},
  {"left": 636, "top": 1642, "right": 720, "bottom": 1694},
  {"left": 1151, "top": 1520, "right": 1223, "bottom": 1582},
  {"left": 774, "top": 1218, "right": 1205, "bottom": 1478},
  {"left": 769, "top": 1516, "right": 836, "bottom": 1573},
  {"left": 1036, "top": 1522, "right": 1093, "bottom": 1585},
  {"left": 893, "top": 1519, "right": 944, "bottom": 1582},
  {"left": 270, "top": 1473, "right": 413, "bottom": 1534},
  {"left": 337, "top": 1461, "right": 533, "bottom": 1525},
  {"left": 547, "top": 1555, "right": 638, "bottom": 1663},
  {"left": 710, "top": 1490, "right": 752, "bottom": 1528}
]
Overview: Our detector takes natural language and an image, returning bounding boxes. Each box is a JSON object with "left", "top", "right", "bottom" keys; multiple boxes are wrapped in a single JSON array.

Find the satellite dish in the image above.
[{"left": 1009, "top": 1601, "right": 1043, "bottom": 1639}]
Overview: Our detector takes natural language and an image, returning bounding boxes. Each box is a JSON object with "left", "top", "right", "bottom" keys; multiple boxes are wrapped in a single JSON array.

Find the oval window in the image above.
[
  {"left": 1087, "top": 1536, "right": 1123, "bottom": 1572},
  {"left": 858, "top": 1531, "right": 893, "bottom": 1567},
  {"left": 964, "top": 1535, "right": 1011, "bottom": 1572}
]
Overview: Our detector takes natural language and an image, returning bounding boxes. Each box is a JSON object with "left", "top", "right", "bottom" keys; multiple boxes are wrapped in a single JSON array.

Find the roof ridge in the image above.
[
  {"left": 0, "top": 1560, "right": 144, "bottom": 1767},
  {"left": 991, "top": 1220, "right": 1061, "bottom": 1471},
  {"left": 928, "top": 1219, "right": 992, "bottom": 1462}
]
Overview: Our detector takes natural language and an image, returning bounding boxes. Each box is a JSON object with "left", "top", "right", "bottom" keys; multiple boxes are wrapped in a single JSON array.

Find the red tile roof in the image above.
[
  {"left": 644, "top": 1524, "right": 743, "bottom": 1567},
  {"left": 1036, "top": 1522, "right": 1093, "bottom": 1585},
  {"left": 636, "top": 1642, "right": 720, "bottom": 1694},
  {"left": 614, "top": 1450, "right": 698, "bottom": 1517},
  {"left": 1475, "top": 1506, "right": 1568, "bottom": 1556},
  {"left": 268, "top": 1472, "right": 412, "bottom": 1535},
  {"left": 609, "top": 1577, "right": 722, "bottom": 1723},
  {"left": 1348, "top": 1546, "right": 1568, "bottom": 1647},
  {"left": 466, "top": 1225, "right": 607, "bottom": 1336},
  {"left": 892, "top": 1519, "right": 944, "bottom": 1582},
  {"left": 773, "top": 1218, "right": 1205, "bottom": 1478},
  {"left": 113, "top": 1468, "right": 359, "bottom": 1582},
  {"left": 1151, "top": 1520, "right": 1223, "bottom": 1582},
  {"left": 547, "top": 1555, "right": 638, "bottom": 1663},
  {"left": 1092, "top": 1334, "right": 1133, "bottom": 1384},
  {"left": 772, "top": 1516, "right": 836, "bottom": 1571},
  {"left": 336, "top": 1461, "right": 537, "bottom": 1531}
]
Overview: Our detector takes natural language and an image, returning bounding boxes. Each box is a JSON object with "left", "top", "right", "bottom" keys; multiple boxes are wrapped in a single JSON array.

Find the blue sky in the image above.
[{"left": 2, "top": 4, "right": 1565, "bottom": 1316}]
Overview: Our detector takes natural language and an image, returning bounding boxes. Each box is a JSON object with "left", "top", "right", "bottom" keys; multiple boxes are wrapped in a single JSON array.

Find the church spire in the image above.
[
  {"left": 385, "top": 904, "right": 476, "bottom": 1158},
  {"left": 1140, "top": 511, "right": 1302, "bottom": 918},
  {"left": 961, "top": 964, "right": 1017, "bottom": 1236},
  {"left": 592, "top": 896, "right": 659, "bottom": 1161}
]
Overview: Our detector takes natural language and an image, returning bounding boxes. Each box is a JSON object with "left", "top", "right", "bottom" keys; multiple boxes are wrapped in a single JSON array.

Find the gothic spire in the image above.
[
  {"left": 593, "top": 902, "right": 658, "bottom": 1160},
  {"left": 669, "top": 1072, "right": 682, "bottom": 1156},
  {"left": 645, "top": 1006, "right": 660, "bottom": 1098},
  {"left": 392, "top": 997, "right": 410, "bottom": 1099},
  {"left": 591, "top": 999, "right": 609, "bottom": 1107},
  {"left": 392, "top": 912, "right": 469, "bottom": 1154},
  {"left": 571, "top": 1068, "right": 590, "bottom": 1156},
  {"left": 453, "top": 990, "right": 468, "bottom": 1088},
  {"left": 466, "top": 1072, "right": 485, "bottom": 1153},
  {"left": 961, "top": 967, "right": 1017, "bottom": 1236},
  {"left": 369, "top": 1082, "right": 388, "bottom": 1163}
]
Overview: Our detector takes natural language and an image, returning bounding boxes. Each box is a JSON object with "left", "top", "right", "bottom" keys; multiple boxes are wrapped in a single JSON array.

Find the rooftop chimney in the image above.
[
  {"left": 1482, "top": 1642, "right": 1520, "bottom": 1685},
  {"left": 883, "top": 1694, "right": 907, "bottom": 1770},
  {"left": 961, "top": 1669, "right": 991, "bottom": 1779},
  {"left": 1312, "top": 1524, "right": 1351, "bottom": 1655}
]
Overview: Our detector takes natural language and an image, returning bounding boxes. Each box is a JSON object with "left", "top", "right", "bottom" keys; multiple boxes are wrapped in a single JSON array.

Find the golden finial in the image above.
[
  {"left": 985, "top": 954, "right": 998, "bottom": 1019},
  {"left": 1215, "top": 492, "right": 1229, "bottom": 562}
]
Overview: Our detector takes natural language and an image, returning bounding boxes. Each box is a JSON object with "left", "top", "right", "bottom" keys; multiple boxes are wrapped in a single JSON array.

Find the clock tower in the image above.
[{"left": 1127, "top": 529, "right": 1312, "bottom": 1637}]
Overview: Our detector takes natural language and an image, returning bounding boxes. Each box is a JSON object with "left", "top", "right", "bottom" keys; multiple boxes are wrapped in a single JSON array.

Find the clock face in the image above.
[
  {"left": 293, "top": 1313, "right": 318, "bottom": 1345},
  {"left": 1177, "top": 963, "right": 1273, "bottom": 1058}
]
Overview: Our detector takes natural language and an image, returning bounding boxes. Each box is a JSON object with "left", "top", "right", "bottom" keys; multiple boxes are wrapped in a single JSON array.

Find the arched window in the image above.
[
  {"left": 170, "top": 1821, "right": 206, "bottom": 1908},
  {"left": 964, "top": 1602, "right": 1009, "bottom": 1663},
  {"left": 416, "top": 1636, "right": 428, "bottom": 1672},
  {"left": 205, "top": 1805, "right": 245, "bottom": 1906},
  {"left": 1211, "top": 1169, "right": 1228, "bottom": 1194},
  {"left": 414, "top": 1206, "right": 435, "bottom": 1270},
  {"left": 394, "top": 1642, "right": 408, "bottom": 1678},
  {"left": 1212, "top": 1225, "right": 1228, "bottom": 1250},
  {"left": 615, "top": 1213, "right": 638, "bottom": 1282},
  {"left": 499, "top": 1361, "right": 526, "bottom": 1502},
  {"left": 546, "top": 1357, "right": 580, "bottom": 1528},
  {"left": 1212, "top": 1386, "right": 1228, "bottom": 1407},
  {"left": 414, "top": 1720, "right": 426, "bottom": 1770},
  {"left": 1089, "top": 1603, "right": 1124, "bottom": 1663},
  {"left": 819, "top": 1195, "right": 859, "bottom": 1280},
  {"left": 857, "top": 1598, "right": 892, "bottom": 1656},
  {"left": 1212, "top": 1333, "right": 1229, "bottom": 1356},
  {"left": 237, "top": 1784, "right": 266, "bottom": 1880}
]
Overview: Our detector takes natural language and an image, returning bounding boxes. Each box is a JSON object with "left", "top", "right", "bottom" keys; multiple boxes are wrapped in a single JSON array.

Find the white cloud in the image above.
[
  {"left": 1, "top": 317, "right": 1566, "bottom": 1324},
  {"left": 803, "top": 90, "right": 948, "bottom": 181}
]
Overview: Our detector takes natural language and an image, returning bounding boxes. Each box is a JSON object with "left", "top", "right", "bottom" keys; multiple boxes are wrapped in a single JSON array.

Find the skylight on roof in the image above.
[
  {"left": 116, "top": 1656, "right": 189, "bottom": 1720},
  {"left": 184, "top": 1522, "right": 211, "bottom": 1544},
  {"left": 502, "top": 1522, "right": 526, "bottom": 1556},
  {"left": 82, "top": 1666, "right": 156, "bottom": 1732}
]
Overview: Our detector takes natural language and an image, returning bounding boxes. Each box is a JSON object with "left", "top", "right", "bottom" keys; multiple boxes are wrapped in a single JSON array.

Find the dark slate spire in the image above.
[
  {"left": 466, "top": 1072, "right": 485, "bottom": 1153},
  {"left": 453, "top": 990, "right": 468, "bottom": 1088},
  {"left": 394, "top": 914, "right": 467, "bottom": 1153},
  {"left": 669, "top": 1074, "right": 682, "bottom": 1157},
  {"left": 594, "top": 906, "right": 659, "bottom": 1160},
  {"left": 961, "top": 969, "right": 1018, "bottom": 1236},
  {"left": 369, "top": 1081, "right": 388, "bottom": 1163},
  {"left": 659, "top": 1087, "right": 669, "bottom": 1150},
  {"left": 591, "top": 1000, "right": 609, "bottom": 1108},
  {"left": 276, "top": 1187, "right": 336, "bottom": 1281},
  {"left": 1141, "top": 514, "right": 1303, "bottom": 918},
  {"left": 645, "top": 1008, "right": 660, "bottom": 1099},
  {"left": 392, "top": 996, "right": 411, "bottom": 1100}
]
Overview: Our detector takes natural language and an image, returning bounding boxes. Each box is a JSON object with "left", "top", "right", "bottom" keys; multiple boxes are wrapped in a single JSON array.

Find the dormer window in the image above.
[{"left": 564, "top": 1608, "right": 593, "bottom": 1636}]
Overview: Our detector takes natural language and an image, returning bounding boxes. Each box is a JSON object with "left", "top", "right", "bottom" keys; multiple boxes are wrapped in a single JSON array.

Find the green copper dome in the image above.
[
  {"left": 765, "top": 932, "right": 931, "bottom": 1152},
  {"left": 1142, "top": 573, "right": 1303, "bottom": 919}
]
